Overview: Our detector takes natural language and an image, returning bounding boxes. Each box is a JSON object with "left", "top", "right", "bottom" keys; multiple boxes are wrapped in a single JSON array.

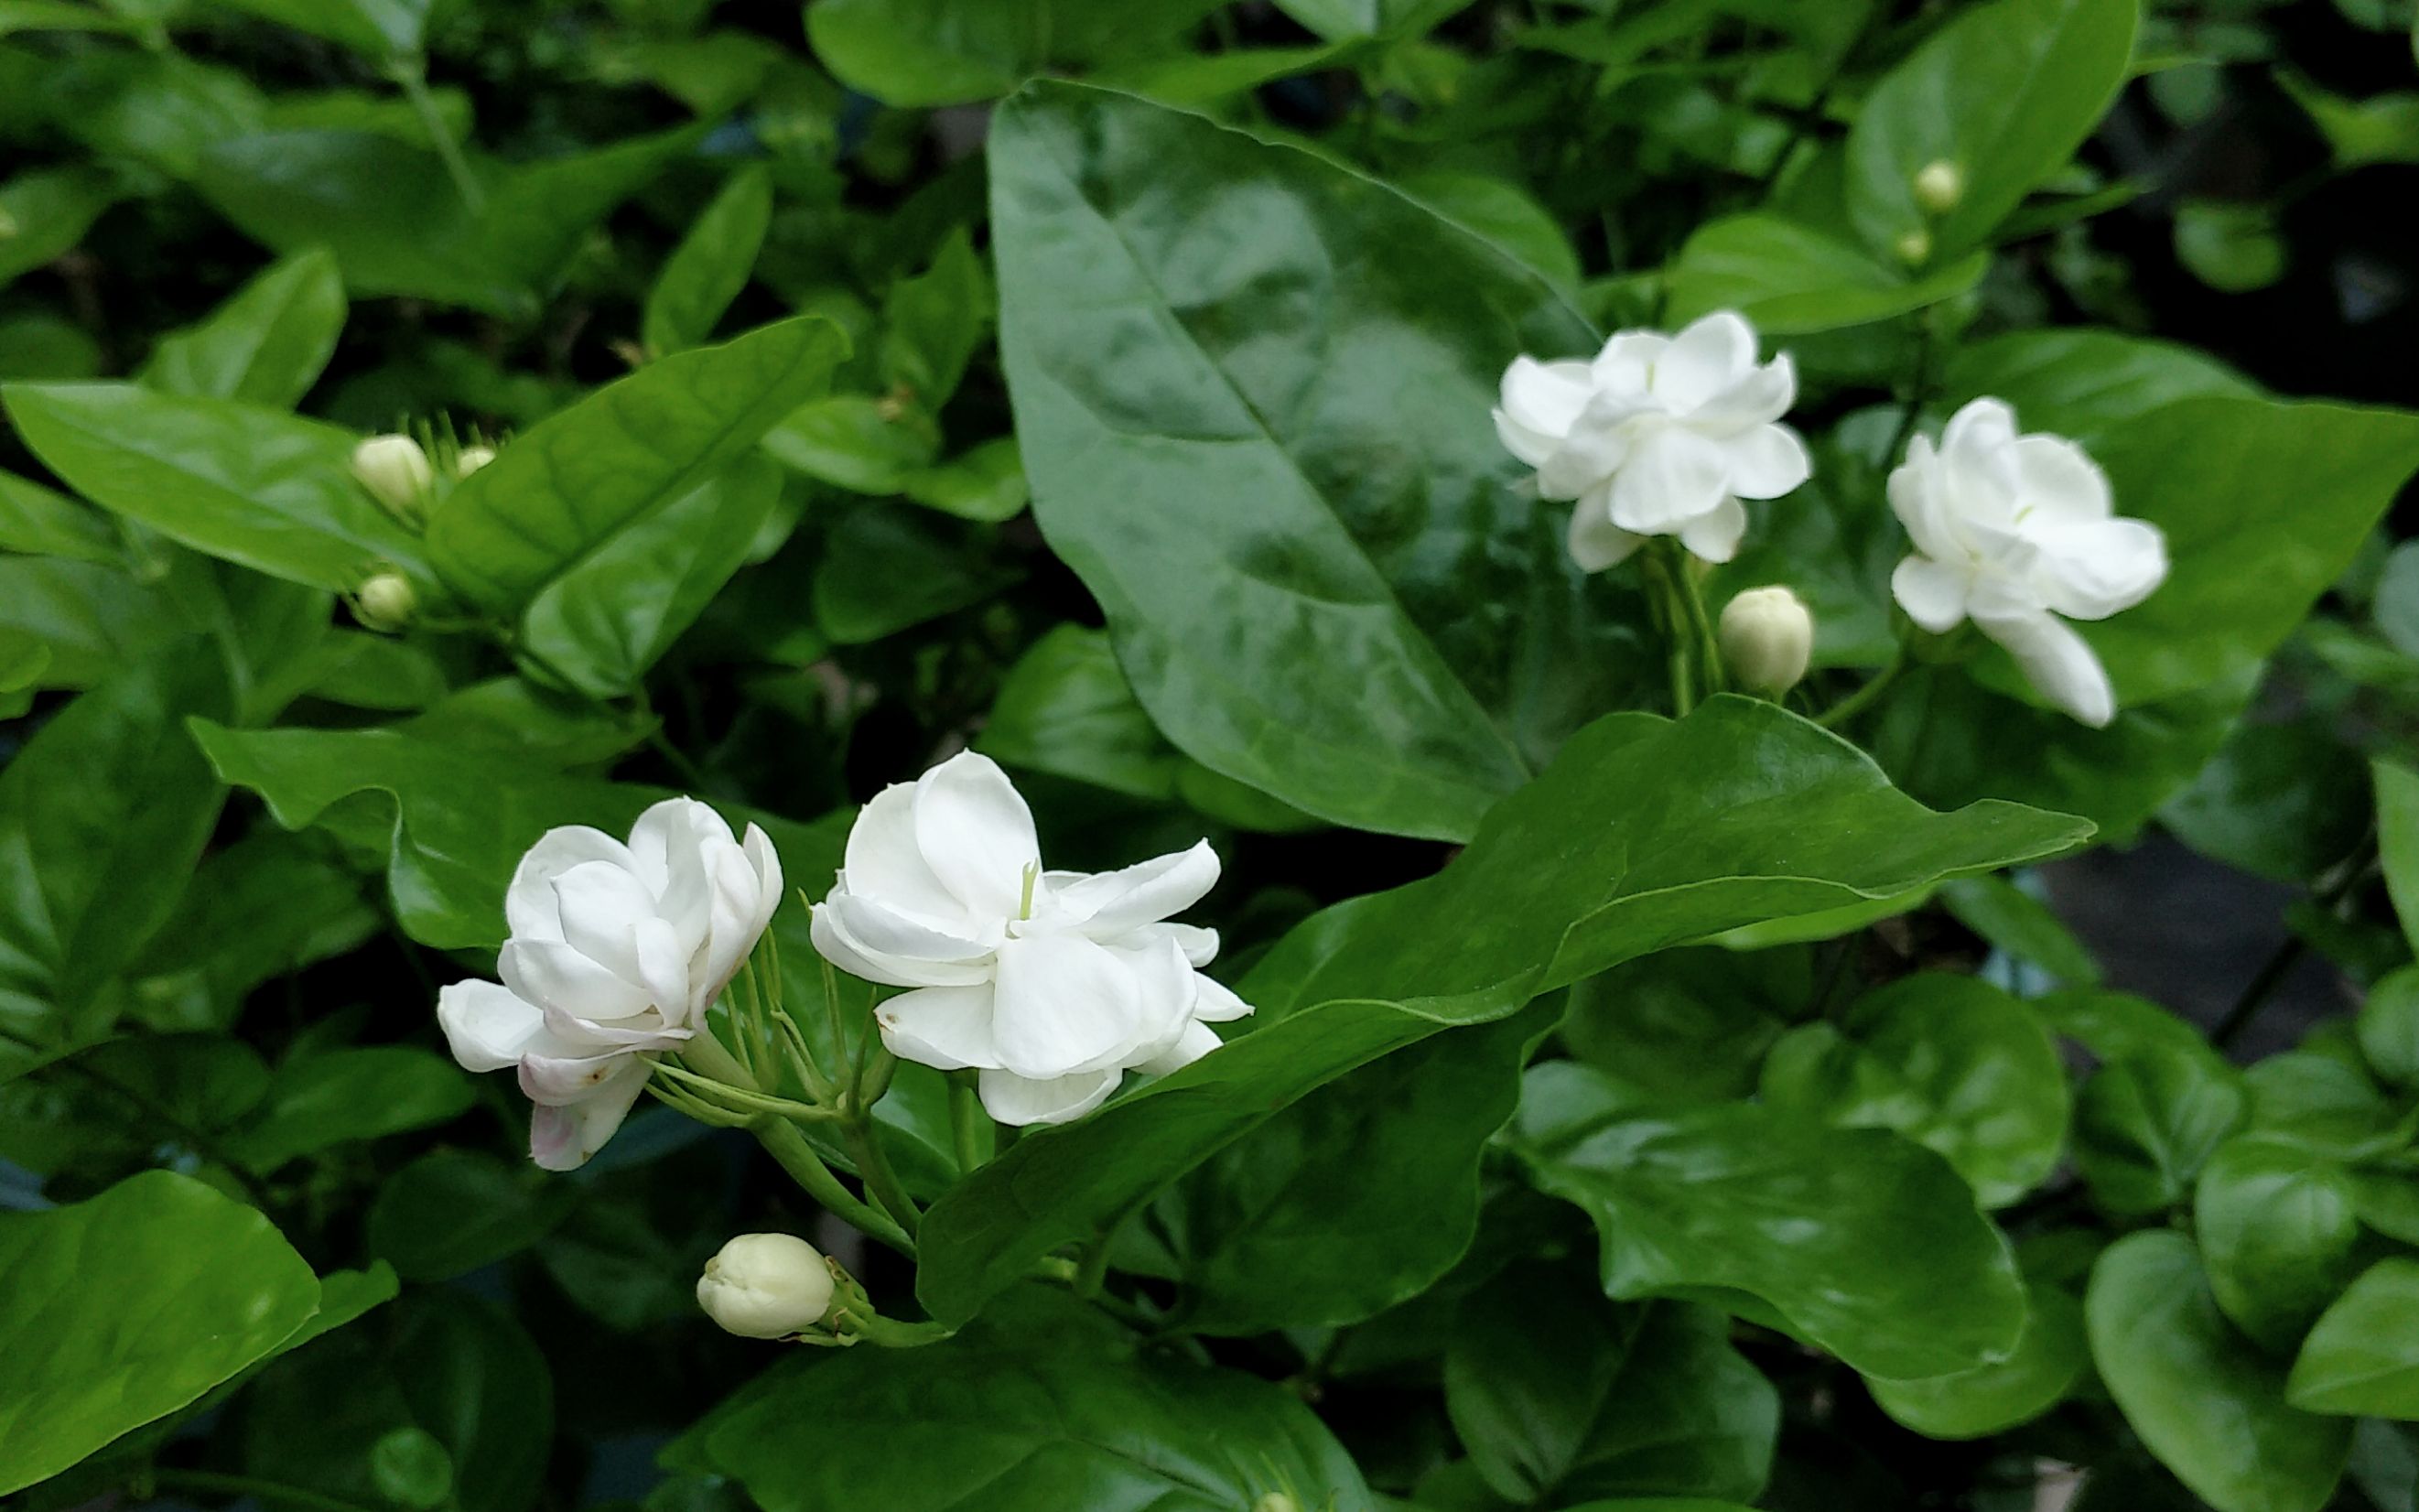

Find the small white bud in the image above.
[
  {"left": 454, "top": 443, "right": 496, "bottom": 479},
  {"left": 1253, "top": 1496, "right": 1301, "bottom": 1512},
  {"left": 1912, "top": 159, "right": 1965, "bottom": 216},
  {"left": 1893, "top": 227, "right": 1933, "bottom": 267},
  {"left": 353, "top": 572, "right": 417, "bottom": 633},
  {"left": 697, "top": 1233, "right": 834, "bottom": 1339},
  {"left": 1719, "top": 585, "right": 1813, "bottom": 696},
  {"left": 351, "top": 434, "right": 434, "bottom": 524}
]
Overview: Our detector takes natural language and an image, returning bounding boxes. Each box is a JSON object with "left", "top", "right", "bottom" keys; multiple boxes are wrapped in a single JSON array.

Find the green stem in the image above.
[
  {"left": 1817, "top": 644, "right": 1907, "bottom": 730},
  {"left": 151, "top": 1470, "right": 383, "bottom": 1512},
  {"left": 949, "top": 1076, "right": 993, "bottom": 1174},
  {"left": 1884, "top": 320, "right": 1939, "bottom": 470},
  {"left": 753, "top": 1118, "right": 915, "bottom": 1257},
  {"left": 1674, "top": 559, "right": 1726, "bottom": 696},
  {"left": 678, "top": 1028, "right": 759, "bottom": 1093},
  {"left": 1642, "top": 543, "right": 1699, "bottom": 715},
  {"left": 833, "top": 1307, "right": 955, "bottom": 1348},
  {"left": 1073, "top": 1230, "right": 1111, "bottom": 1299},
  {"left": 845, "top": 1116, "right": 923, "bottom": 1238},
  {"left": 388, "top": 59, "right": 486, "bottom": 215}
]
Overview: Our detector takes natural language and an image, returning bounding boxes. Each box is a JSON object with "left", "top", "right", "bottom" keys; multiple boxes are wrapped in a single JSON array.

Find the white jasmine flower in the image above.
[
  {"left": 810, "top": 751, "right": 1250, "bottom": 1127},
  {"left": 697, "top": 1232, "right": 834, "bottom": 1339},
  {"left": 437, "top": 798, "right": 783, "bottom": 1170},
  {"left": 1718, "top": 584, "right": 1814, "bottom": 695},
  {"left": 1888, "top": 398, "right": 2168, "bottom": 729},
  {"left": 1495, "top": 309, "right": 1810, "bottom": 570}
]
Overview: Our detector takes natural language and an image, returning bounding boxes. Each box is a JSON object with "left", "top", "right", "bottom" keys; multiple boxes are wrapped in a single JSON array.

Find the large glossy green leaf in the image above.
[
  {"left": 0, "top": 645, "right": 230, "bottom": 1048},
  {"left": 139, "top": 246, "right": 347, "bottom": 409},
  {"left": 227, "top": 1047, "right": 474, "bottom": 1171},
  {"left": 1940, "top": 329, "right": 2259, "bottom": 448},
  {"left": 913, "top": 697, "right": 2086, "bottom": 1329},
  {"left": 2163, "top": 716, "right": 2370, "bottom": 884},
  {"left": 1844, "top": 0, "right": 2138, "bottom": 261},
  {"left": 805, "top": 0, "right": 1226, "bottom": 106},
  {"left": 2289, "top": 1258, "right": 2419, "bottom": 1419},
  {"left": 2089, "top": 1230, "right": 2350, "bottom": 1512},
  {"left": 0, "top": 466, "right": 118, "bottom": 562},
  {"left": 518, "top": 456, "right": 784, "bottom": 697},
  {"left": 0, "top": 1170, "right": 320, "bottom": 1496},
  {"left": 1513, "top": 1062, "right": 2025, "bottom": 1380},
  {"left": 1157, "top": 999, "right": 1559, "bottom": 1335},
  {"left": 2194, "top": 1137, "right": 2361, "bottom": 1354},
  {"left": 1758, "top": 972, "right": 2071, "bottom": 1206},
  {"left": 1662, "top": 213, "right": 1987, "bottom": 334},
  {"left": 426, "top": 318, "right": 843, "bottom": 610},
  {"left": 0, "top": 556, "right": 194, "bottom": 688},
  {"left": 1867, "top": 1279, "right": 2088, "bottom": 1439},
  {"left": 128, "top": 827, "right": 377, "bottom": 1033},
  {"left": 994, "top": 81, "right": 1638, "bottom": 841},
  {"left": 677, "top": 1287, "right": 1375, "bottom": 1511},
  {"left": 1444, "top": 1268, "right": 1776, "bottom": 1504},
  {"left": 643, "top": 164, "right": 772, "bottom": 357},
  {"left": 193, "top": 128, "right": 696, "bottom": 318},
  {"left": 3, "top": 382, "right": 426, "bottom": 590}
]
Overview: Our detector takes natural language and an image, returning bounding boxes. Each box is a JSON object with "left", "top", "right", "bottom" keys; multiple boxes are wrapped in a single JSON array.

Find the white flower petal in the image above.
[
  {"left": 538, "top": 998, "right": 686, "bottom": 1050},
  {"left": 843, "top": 782, "right": 975, "bottom": 928},
  {"left": 817, "top": 893, "right": 995, "bottom": 985},
  {"left": 913, "top": 751, "right": 1042, "bottom": 921},
  {"left": 1136, "top": 1020, "right": 1224, "bottom": 1076},
  {"left": 529, "top": 1056, "right": 651, "bottom": 1171},
  {"left": 437, "top": 978, "right": 546, "bottom": 1072},
  {"left": 1190, "top": 971, "right": 1255, "bottom": 1023},
  {"left": 1566, "top": 491, "right": 1645, "bottom": 572},
  {"left": 1590, "top": 330, "right": 1668, "bottom": 395},
  {"left": 1053, "top": 840, "right": 1220, "bottom": 940},
  {"left": 976, "top": 1066, "right": 1121, "bottom": 1127},
  {"left": 504, "top": 826, "right": 632, "bottom": 944},
  {"left": 1651, "top": 310, "right": 1757, "bottom": 411},
  {"left": 1891, "top": 555, "right": 1973, "bottom": 632},
  {"left": 2013, "top": 433, "right": 2113, "bottom": 523},
  {"left": 1938, "top": 398, "right": 2023, "bottom": 513},
  {"left": 1106, "top": 935, "right": 1202, "bottom": 1066},
  {"left": 1608, "top": 425, "right": 1733, "bottom": 535},
  {"left": 1533, "top": 403, "right": 1636, "bottom": 501},
  {"left": 549, "top": 860, "right": 667, "bottom": 981},
  {"left": 629, "top": 797, "right": 718, "bottom": 896},
  {"left": 1978, "top": 607, "right": 2117, "bottom": 728},
  {"left": 1723, "top": 424, "right": 1811, "bottom": 500},
  {"left": 1496, "top": 357, "right": 1594, "bottom": 456},
  {"left": 1692, "top": 352, "right": 1797, "bottom": 434},
  {"left": 989, "top": 934, "right": 1147, "bottom": 1080},
  {"left": 1676, "top": 495, "right": 1749, "bottom": 564},
  {"left": 500, "top": 938, "right": 654, "bottom": 1021},
  {"left": 631, "top": 916, "right": 696, "bottom": 1024},
  {"left": 877, "top": 983, "right": 1003, "bottom": 1072},
  {"left": 2029, "top": 518, "right": 2168, "bottom": 621},
  {"left": 520, "top": 1044, "right": 644, "bottom": 1105}
]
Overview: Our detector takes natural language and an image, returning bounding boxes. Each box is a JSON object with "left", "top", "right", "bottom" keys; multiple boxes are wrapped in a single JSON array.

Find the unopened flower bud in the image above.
[
  {"left": 454, "top": 443, "right": 496, "bottom": 479},
  {"left": 697, "top": 1233, "right": 834, "bottom": 1339},
  {"left": 1912, "top": 159, "right": 1964, "bottom": 216},
  {"left": 351, "top": 434, "right": 434, "bottom": 524},
  {"left": 1719, "top": 585, "right": 1813, "bottom": 696},
  {"left": 1253, "top": 1497, "right": 1301, "bottom": 1512},
  {"left": 353, "top": 572, "right": 417, "bottom": 633},
  {"left": 1894, "top": 228, "right": 1933, "bottom": 267}
]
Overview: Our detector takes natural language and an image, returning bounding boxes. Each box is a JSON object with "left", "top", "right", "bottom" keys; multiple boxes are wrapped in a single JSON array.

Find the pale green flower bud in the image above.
[
  {"left": 1253, "top": 1496, "right": 1301, "bottom": 1512},
  {"left": 1894, "top": 228, "right": 1933, "bottom": 267},
  {"left": 353, "top": 572, "right": 417, "bottom": 633},
  {"left": 1719, "top": 585, "right": 1813, "bottom": 696},
  {"left": 697, "top": 1233, "right": 834, "bottom": 1339},
  {"left": 454, "top": 443, "right": 497, "bottom": 479},
  {"left": 1912, "top": 159, "right": 1965, "bottom": 216},
  {"left": 351, "top": 434, "right": 434, "bottom": 524}
]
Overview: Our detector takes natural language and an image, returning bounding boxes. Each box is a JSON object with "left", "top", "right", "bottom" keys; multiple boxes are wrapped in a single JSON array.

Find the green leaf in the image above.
[
  {"left": 2175, "top": 201, "right": 2287, "bottom": 293},
  {"left": 1514, "top": 1062, "right": 2025, "bottom": 1379},
  {"left": 0, "top": 1170, "right": 320, "bottom": 1496},
  {"left": 1273, "top": 0, "right": 1473, "bottom": 40},
  {"left": 2195, "top": 1136, "right": 2362, "bottom": 1353},
  {"left": 911, "top": 698, "right": 2087, "bottom": 1329},
  {"left": 2, "top": 383, "right": 426, "bottom": 591},
  {"left": 427, "top": 319, "right": 841, "bottom": 610},
  {"left": 1845, "top": 0, "right": 2139, "bottom": 261},
  {"left": 2380, "top": 760, "right": 2419, "bottom": 954},
  {"left": 127, "top": 827, "right": 377, "bottom": 1033},
  {"left": 643, "top": 164, "right": 772, "bottom": 357},
  {"left": 1662, "top": 213, "right": 1988, "bottom": 334},
  {"left": 2072, "top": 1046, "right": 2248, "bottom": 1215},
  {"left": 2163, "top": 717, "right": 2370, "bottom": 884},
  {"left": 2377, "top": 542, "right": 2419, "bottom": 658},
  {"left": 0, "top": 645, "right": 230, "bottom": 1047},
  {"left": 1758, "top": 972, "right": 2072, "bottom": 1206},
  {"left": 0, "top": 1032, "right": 268, "bottom": 1175},
  {"left": 812, "top": 502, "right": 1021, "bottom": 645},
  {"left": 1160, "top": 999, "right": 1560, "bottom": 1335},
  {"left": 139, "top": 247, "right": 348, "bottom": 410},
  {"left": 1867, "top": 1279, "right": 2089, "bottom": 1439},
  {"left": 1400, "top": 169, "right": 1581, "bottom": 288},
  {"left": 0, "top": 465, "right": 119, "bottom": 562},
  {"left": 519, "top": 455, "right": 785, "bottom": 697},
  {"left": 0, "top": 166, "right": 119, "bottom": 290},
  {"left": 210, "top": 0, "right": 428, "bottom": 56},
  {"left": 366, "top": 1148, "right": 581, "bottom": 1282},
  {"left": 0, "top": 556, "right": 195, "bottom": 688},
  {"left": 1560, "top": 946, "right": 1802, "bottom": 1107},
  {"left": 805, "top": 0, "right": 1226, "bottom": 107},
  {"left": 993, "top": 81, "right": 1631, "bottom": 842},
  {"left": 2289, "top": 1258, "right": 2419, "bottom": 1419},
  {"left": 2242, "top": 1052, "right": 2409, "bottom": 1161},
  {"left": 679, "top": 1287, "right": 1376, "bottom": 1510},
  {"left": 2357, "top": 967, "right": 2419, "bottom": 1088},
  {"left": 243, "top": 1291, "right": 550, "bottom": 1512},
  {"left": 761, "top": 394, "right": 942, "bottom": 494},
  {"left": 194, "top": 128, "right": 696, "bottom": 319},
  {"left": 2089, "top": 1230, "right": 2350, "bottom": 1512},
  {"left": 1443, "top": 1269, "right": 1776, "bottom": 1504},
  {"left": 901, "top": 436, "right": 1030, "bottom": 523},
  {"left": 226, "top": 1047, "right": 475, "bottom": 1172},
  {"left": 880, "top": 227, "right": 990, "bottom": 407},
  {"left": 1939, "top": 328, "right": 2259, "bottom": 448},
  {"left": 1938, "top": 874, "right": 2100, "bottom": 985},
  {"left": 980, "top": 623, "right": 1183, "bottom": 801}
]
